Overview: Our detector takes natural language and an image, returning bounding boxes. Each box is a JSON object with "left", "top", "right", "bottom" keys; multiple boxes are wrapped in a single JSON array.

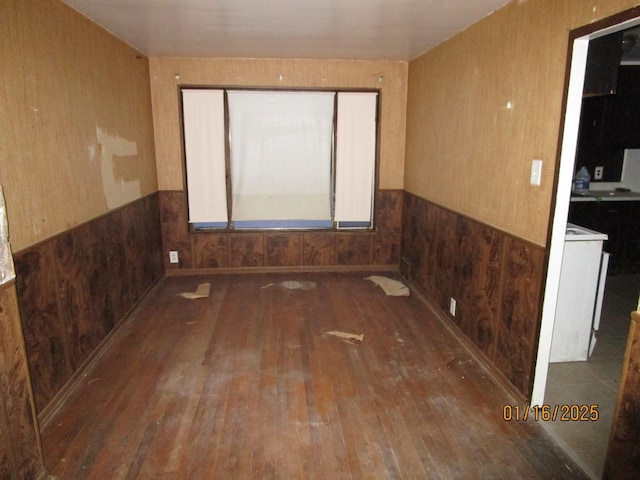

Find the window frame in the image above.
[{"left": 179, "top": 86, "right": 381, "bottom": 233}]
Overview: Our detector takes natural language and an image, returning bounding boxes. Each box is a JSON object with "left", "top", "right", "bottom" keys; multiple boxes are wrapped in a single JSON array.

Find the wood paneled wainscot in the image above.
[
  {"left": 14, "top": 194, "right": 164, "bottom": 417},
  {"left": 159, "top": 189, "right": 402, "bottom": 271},
  {"left": 401, "top": 192, "right": 545, "bottom": 398}
]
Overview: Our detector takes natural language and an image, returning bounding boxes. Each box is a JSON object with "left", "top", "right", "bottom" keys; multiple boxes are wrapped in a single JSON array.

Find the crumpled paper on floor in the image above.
[
  {"left": 178, "top": 282, "right": 210, "bottom": 299},
  {"left": 326, "top": 331, "right": 364, "bottom": 342},
  {"left": 365, "top": 275, "right": 410, "bottom": 296}
]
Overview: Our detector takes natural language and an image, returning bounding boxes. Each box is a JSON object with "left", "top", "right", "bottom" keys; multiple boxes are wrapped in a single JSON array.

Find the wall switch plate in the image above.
[
  {"left": 169, "top": 251, "right": 179, "bottom": 264},
  {"left": 530, "top": 159, "right": 543, "bottom": 186},
  {"left": 594, "top": 166, "right": 604, "bottom": 180},
  {"left": 449, "top": 297, "right": 457, "bottom": 316}
]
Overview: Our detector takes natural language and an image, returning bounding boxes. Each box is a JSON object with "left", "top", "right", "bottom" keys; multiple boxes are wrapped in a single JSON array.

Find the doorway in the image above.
[{"left": 532, "top": 11, "right": 640, "bottom": 480}]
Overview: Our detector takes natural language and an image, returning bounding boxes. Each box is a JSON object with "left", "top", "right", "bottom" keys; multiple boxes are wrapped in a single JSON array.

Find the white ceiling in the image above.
[{"left": 61, "top": 0, "right": 509, "bottom": 61}]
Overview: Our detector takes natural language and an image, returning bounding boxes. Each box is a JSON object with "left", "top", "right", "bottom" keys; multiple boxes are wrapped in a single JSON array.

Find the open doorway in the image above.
[{"left": 532, "top": 11, "right": 640, "bottom": 480}]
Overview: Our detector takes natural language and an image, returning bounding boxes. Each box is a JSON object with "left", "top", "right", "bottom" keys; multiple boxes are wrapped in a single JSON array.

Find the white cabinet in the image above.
[{"left": 550, "top": 224, "right": 609, "bottom": 362}]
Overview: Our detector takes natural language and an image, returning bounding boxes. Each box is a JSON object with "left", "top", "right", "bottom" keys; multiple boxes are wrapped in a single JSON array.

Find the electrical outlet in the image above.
[
  {"left": 449, "top": 297, "right": 457, "bottom": 316},
  {"left": 594, "top": 166, "right": 604, "bottom": 180},
  {"left": 169, "top": 251, "right": 179, "bottom": 264}
]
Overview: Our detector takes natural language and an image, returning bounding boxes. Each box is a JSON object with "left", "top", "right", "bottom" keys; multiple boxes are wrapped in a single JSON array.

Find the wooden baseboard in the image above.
[{"left": 166, "top": 264, "right": 400, "bottom": 276}]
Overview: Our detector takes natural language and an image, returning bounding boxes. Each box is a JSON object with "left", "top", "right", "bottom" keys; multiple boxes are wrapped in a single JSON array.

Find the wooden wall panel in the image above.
[
  {"left": 401, "top": 192, "right": 545, "bottom": 398},
  {"left": 161, "top": 190, "right": 402, "bottom": 272},
  {"left": 372, "top": 189, "right": 402, "bottom": 266},
  {"left": 122, "top": 195, "right": 165, "bottom": 303},
  {"left": 455, "top": 218, "right": 503, "bottom": 359},
  {"left": 53, "top": 222, "right": 116, "bottom": 372},
  {"left": 160, "top": 191, "right": 194, "bottom": 270},
  {"left": 404, "top": 0, "right": 637, "bottom": 246},
  {"left": 0, "top": 283, "right": 44, "bottom": 479},
  {"left": 14, "top": 194, "right": 164, "bottom": 414},
  {"left": 1, "top": 0, "right": 159, "bottom": 251},
  {"left": 434, "top": 208, "right": 458, "bottom": 318},
  {"left": 303, "top": 234, "right": 336, "bottom": 266},
  {"left": 230, "top": 236, "right": 265, "bottom": 268},
  {"left": 604, "top": 311, "right": 640, "bottom": 479},
  {"left": 336, "top": 234, "right": 372, "bottom": 266},
  {"left": 494, "top": 237, "right": 545, "bottom": 396},
  {"left": 149, "top": 58, "right": 407, "bottom": 192},
  {"left": 266, "top": 235, "right": 301, "bottom": 267},
  {"left": 401, "top": 193, "right": 438, "bottom": 299},
  {"left": 12, "top": 246, "right": 69, "bottom": 409},
  {"left": 193, "top": 235, "right": 229, "bottom": 269}
]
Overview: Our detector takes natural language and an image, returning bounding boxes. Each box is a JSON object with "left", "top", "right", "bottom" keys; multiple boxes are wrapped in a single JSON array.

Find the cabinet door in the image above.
[
  {"left": 583, "top": 32, "right": 622, "bottom": 97},
  {"left": 601, "top": 66, "right": 640, "bottom": 148},
  {"left": 575, "top": 97, "right": 625, "bottom": 182},
  {"left": 598, "top": 202, "right": 629, "bottom": 273},
  {"left": 623, "top": 202, "right": 640, "bottom": 272}
]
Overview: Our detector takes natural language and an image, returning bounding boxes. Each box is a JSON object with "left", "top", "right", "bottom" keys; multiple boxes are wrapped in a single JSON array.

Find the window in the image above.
[
  {"left": 228, "top": 90, "right": 335, "bottom": 229},
  {"left": 181, "top": 88, "right": 378, "bottom": 230}
]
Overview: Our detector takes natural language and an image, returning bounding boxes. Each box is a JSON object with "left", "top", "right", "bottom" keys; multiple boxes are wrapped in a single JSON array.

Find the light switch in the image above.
[{"left": 530, "top": 159, "right": 543, "bottom": 186}]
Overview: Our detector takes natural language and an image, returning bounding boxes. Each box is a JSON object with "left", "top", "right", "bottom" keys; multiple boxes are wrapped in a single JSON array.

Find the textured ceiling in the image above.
[{"left": 61, "top": 0, "right": 509, "bottom": 60}]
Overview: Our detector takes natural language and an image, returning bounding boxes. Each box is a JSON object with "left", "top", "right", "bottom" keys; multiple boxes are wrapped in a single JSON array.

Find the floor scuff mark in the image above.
[{"left": 262, "top": 280, "right": 317, "bottom": 290}]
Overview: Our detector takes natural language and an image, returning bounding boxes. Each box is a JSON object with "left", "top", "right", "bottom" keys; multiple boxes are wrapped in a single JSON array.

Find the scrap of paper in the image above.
[
  {"left": 365, "top": 275, "right": 410, "bottom": 296},
  {"left": 178, "top": 282, "right": 210, "bottom": 299},
  {"left": 326, "top": 330, "right": 364, "bottom": 342}
]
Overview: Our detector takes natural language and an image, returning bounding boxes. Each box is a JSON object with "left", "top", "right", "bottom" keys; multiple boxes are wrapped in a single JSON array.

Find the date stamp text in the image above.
[{"left": 503, "top": 404, "right": 599, "bottom": 422}]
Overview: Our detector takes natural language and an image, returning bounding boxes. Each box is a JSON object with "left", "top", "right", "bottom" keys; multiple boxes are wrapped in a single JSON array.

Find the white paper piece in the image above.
[
  {"left": 326, "top": 331, "right": 364, "bottom": 342},
  {"left": 365, "top": 276, "right": 410, "bottom": 296},
  {"left": 178, "top": 283, "right": 211, "bottom": 299}
]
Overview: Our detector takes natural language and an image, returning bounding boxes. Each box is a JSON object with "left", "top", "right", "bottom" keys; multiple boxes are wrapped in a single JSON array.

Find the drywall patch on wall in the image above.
[{"left": 96, "top": 127, "right": 141, "bottom": 209}]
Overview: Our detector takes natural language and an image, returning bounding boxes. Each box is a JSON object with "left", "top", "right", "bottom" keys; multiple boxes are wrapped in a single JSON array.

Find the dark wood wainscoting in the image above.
[
  {"left": 158, "top": 190, "right": 402, "bottom": 272},
  {"left": 401, "top": 192, "right": 546, "bottom": 398},
  {"left": 14, "top": 193, "right": 165, "bottom": 416}
]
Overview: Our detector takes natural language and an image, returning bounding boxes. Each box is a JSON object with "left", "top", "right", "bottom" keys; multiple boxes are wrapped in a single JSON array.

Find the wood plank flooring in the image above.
[{"left": 41, "top": 273, "right": 587, "bottom": 479}]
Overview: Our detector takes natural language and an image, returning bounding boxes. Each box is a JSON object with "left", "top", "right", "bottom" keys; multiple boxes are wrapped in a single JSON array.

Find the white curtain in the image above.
[
  {"left": 334, "top": 92, "right": 378, "bottom": 228},
  {"left": 182, "top": 89, "right": 228, "bottom": 226},
  {"left": 227, "top": 90, "right": 335, "bottom": 227}
]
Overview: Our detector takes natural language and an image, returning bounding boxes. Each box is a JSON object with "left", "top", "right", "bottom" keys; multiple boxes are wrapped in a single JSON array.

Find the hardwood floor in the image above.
[{"left": 41, "top": 273, "right": 587, "bottom": 479}]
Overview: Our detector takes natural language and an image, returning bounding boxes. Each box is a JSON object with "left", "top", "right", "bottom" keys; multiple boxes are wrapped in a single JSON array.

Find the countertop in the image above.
[
  {"left": 570, "top": 190, "right": 640, "bottom": 201},
  {"left": 565, "top": 223, "right": 608, "bottom": 241}
]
